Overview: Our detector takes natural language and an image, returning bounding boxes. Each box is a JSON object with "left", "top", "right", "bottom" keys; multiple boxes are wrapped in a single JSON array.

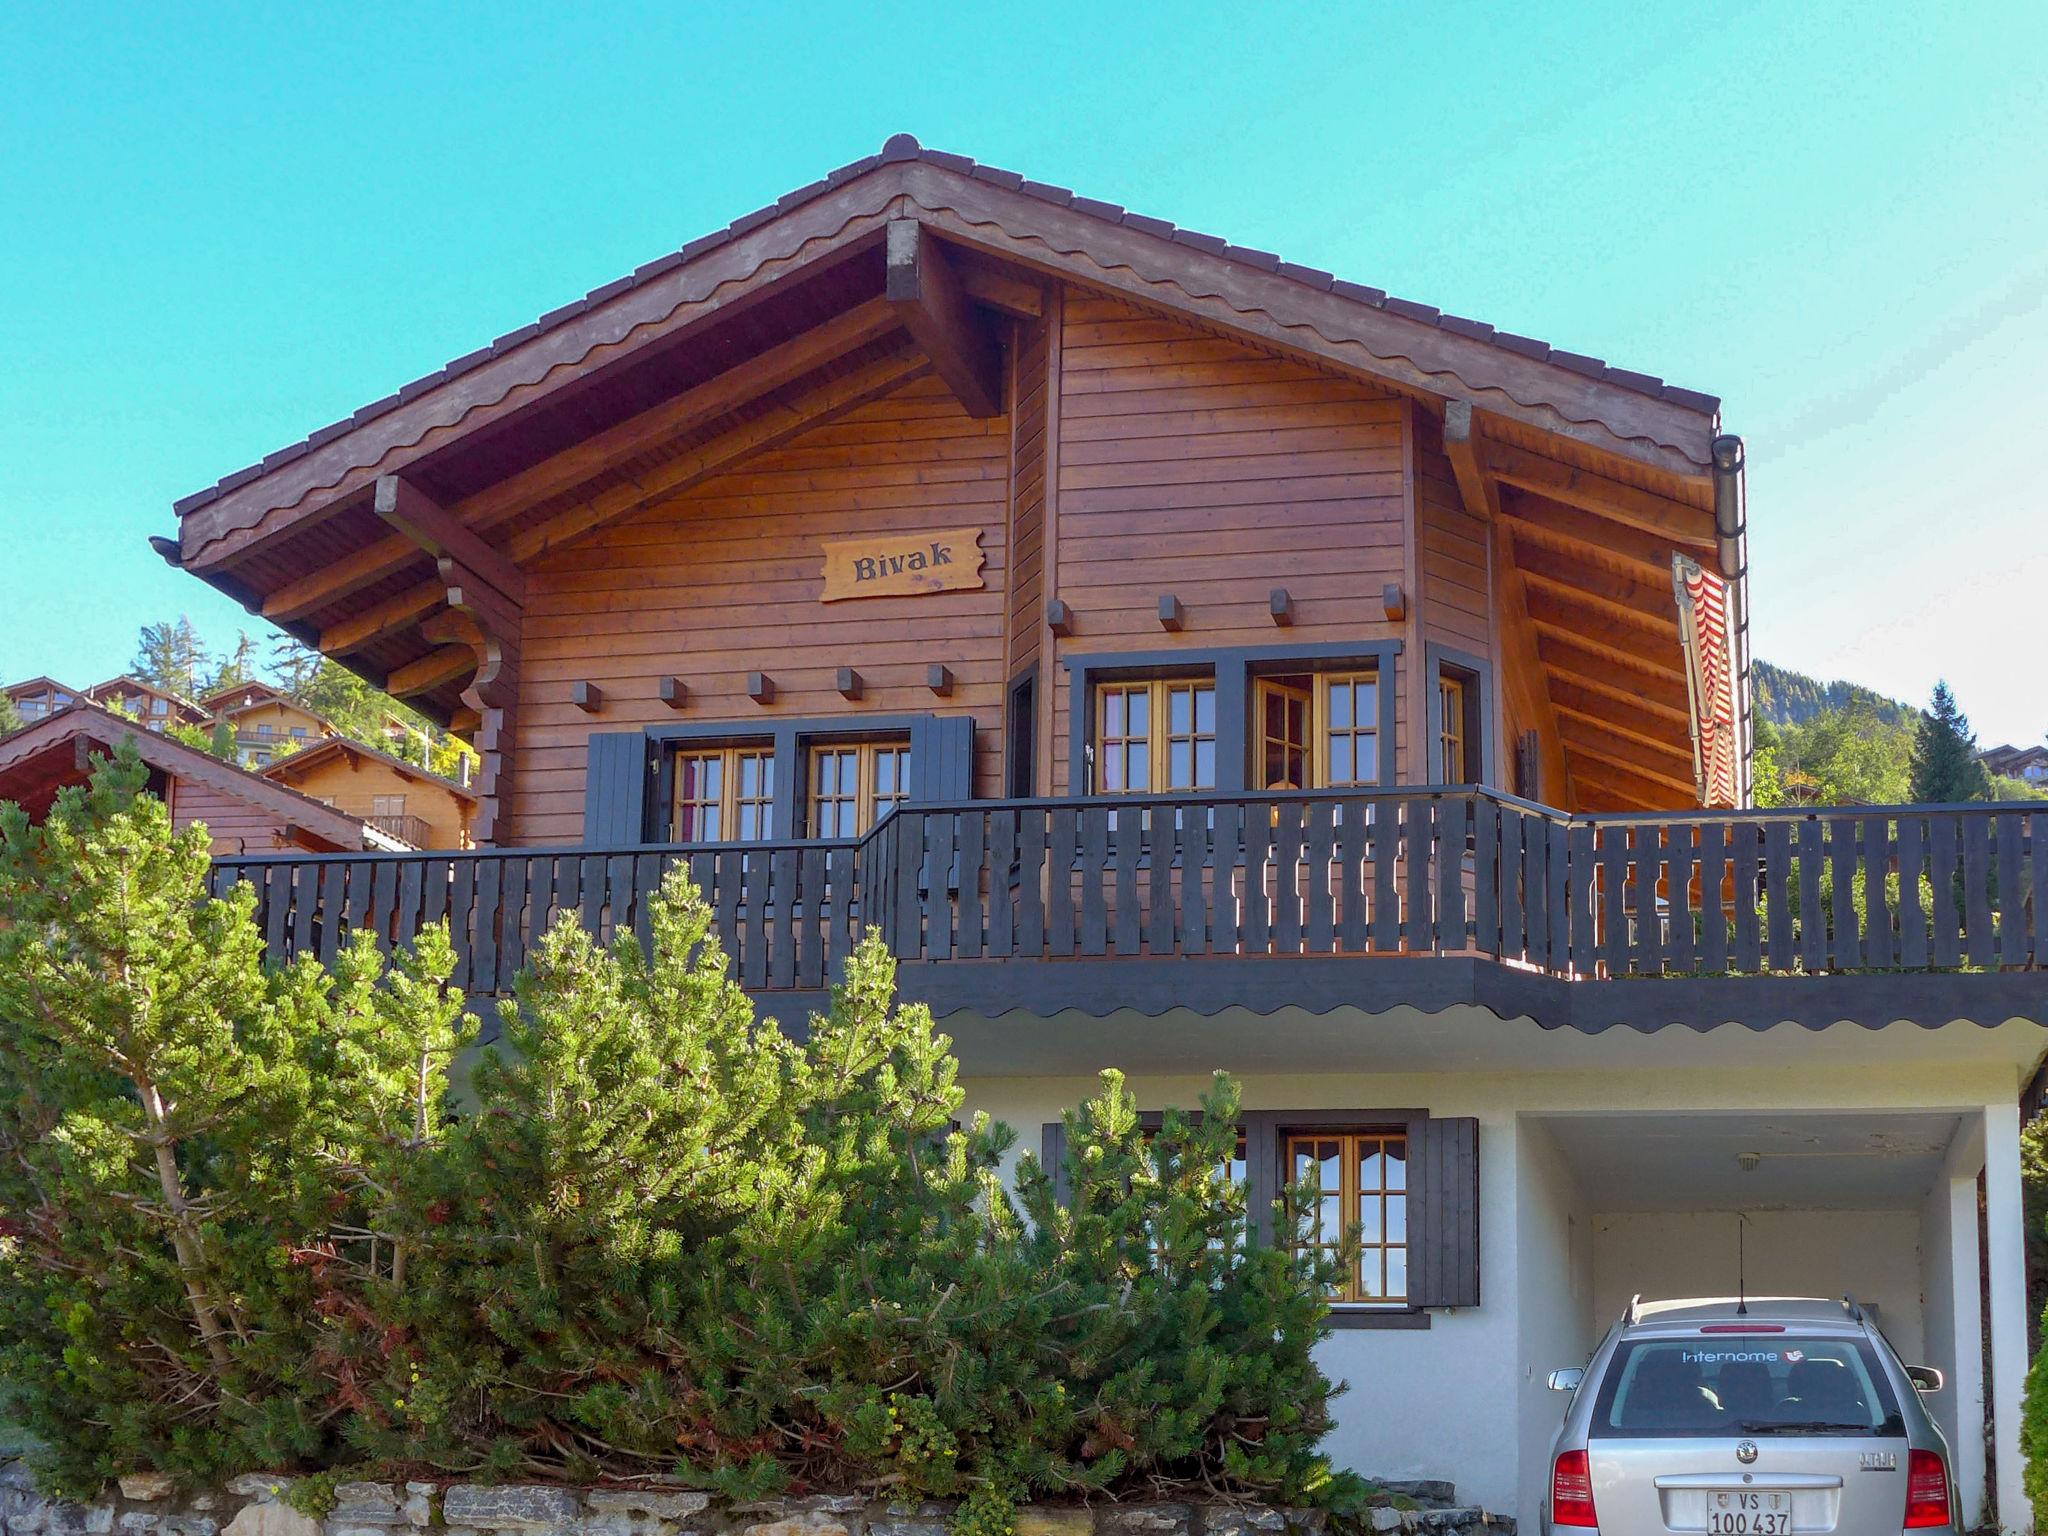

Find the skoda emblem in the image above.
[{"left": 1736, "top": 1441, "right": 1759, "bottom": 1465}]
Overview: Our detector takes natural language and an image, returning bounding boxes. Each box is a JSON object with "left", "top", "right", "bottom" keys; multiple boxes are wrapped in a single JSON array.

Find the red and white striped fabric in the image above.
[{"left": 1674, "top": 555, "right": 1739, "bottom": 807}]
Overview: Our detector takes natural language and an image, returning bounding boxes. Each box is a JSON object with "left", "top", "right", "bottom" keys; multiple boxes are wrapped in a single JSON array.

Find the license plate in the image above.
[{"left": 1707, "top": 1490, "right": 1792, "bottom": 1535}]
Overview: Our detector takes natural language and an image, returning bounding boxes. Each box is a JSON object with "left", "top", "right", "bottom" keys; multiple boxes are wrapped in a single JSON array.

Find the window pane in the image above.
[
  {"left": 1387, "top": 1196, "right": 1407, "bottom": 1243},
  {"left": 1330, "top": 685, "right": 1352, "bottom": 729},
  {"left": 1356, "top": 737, "right": 1378, "bottom": 784},
  {"left": 1360, "top": 1251, "right": 1386, "bottom": 1300},
  {"left": 1170, "top": 687, "right": 1192, "bottom": 734},
  {"left": 1129, "top": 743, "right": 1149, "bottom": 790},
  {"left": 1129, "top": 690, "right": 1149, "bottom": 735},
  {"left": 1330, "top": 736, "right": 1353, "bottom": 784},
  {"left": 1386, "top": 1246, "right": 1408, "bottom": 1300},
  {"left": 1385, "top": 1139, "right": 1406, "bottom": 1191},
  {"left": 1196, "top": 688, "right": 1215, "bottom": 731},
  {"left": 1195, "top": 739, "right": 1215, "bottom": 787},
  {"left": 1170, "top": 740, "right": 1192, "bottom": 787}
]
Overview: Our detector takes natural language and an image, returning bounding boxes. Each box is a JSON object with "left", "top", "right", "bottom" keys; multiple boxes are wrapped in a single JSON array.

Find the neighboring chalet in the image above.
[
  {"left": 260, "top": 734, "right": 478, "bottom": 848},
  {"left": 200, "top": 678, "right": 337, "bottom": 766},
  {"left": 1981, "top": 743, "right": 2048, "bottom": 788},
  {"left": 160, "top": 140, "right": 2046, "bottom": 1530},
  {"left": 0, "top": 702, "right": 405, "bottom": 855},
  {"left": 85, "top": 674, "right": 212, "bottom": 730},
  {"left": 3, "top": 676, "right": 79, "bottom": 724}
]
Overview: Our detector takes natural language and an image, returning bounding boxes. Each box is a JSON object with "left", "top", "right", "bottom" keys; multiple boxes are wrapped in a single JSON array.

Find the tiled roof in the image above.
[{"left": 174, "top": 133, "right": 1719, "bottom": 518}]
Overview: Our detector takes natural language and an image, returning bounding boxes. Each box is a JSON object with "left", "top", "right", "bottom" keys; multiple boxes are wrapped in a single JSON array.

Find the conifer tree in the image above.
[
  {"left": 1909, "top": 681, "right": 1990, "bottom": 804},
  {"left": 0, "top": 745, "right": 472, "bottom": 1493}
]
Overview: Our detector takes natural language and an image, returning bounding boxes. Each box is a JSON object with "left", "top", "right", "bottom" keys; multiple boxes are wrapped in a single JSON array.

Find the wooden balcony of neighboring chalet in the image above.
[{"left": 209, "top": 788, "right": 2048, "bottom": 1034}]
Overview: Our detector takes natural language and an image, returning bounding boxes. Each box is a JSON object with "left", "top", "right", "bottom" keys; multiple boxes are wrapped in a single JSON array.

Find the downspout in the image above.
[{"left": 1711, "top": 434, "right": 1753, "bottom": 808}]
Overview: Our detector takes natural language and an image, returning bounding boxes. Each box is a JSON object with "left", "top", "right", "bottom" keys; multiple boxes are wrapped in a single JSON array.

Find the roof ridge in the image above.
[{"left": 172, "top": 133, "right": 1720, "bottom": 518}]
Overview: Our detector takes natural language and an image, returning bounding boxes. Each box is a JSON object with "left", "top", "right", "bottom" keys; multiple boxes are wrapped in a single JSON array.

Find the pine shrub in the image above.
[{"left": 0, "top": 747, "right": 1362, "bottom": 1519}]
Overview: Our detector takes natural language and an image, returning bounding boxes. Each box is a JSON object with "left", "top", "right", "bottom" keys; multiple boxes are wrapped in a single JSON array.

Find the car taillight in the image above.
[
  {"left": 1904, "top": 1447, "right": 1950, "bottom": 1528},
  {"left": 1552, "top": 1448, "right": 1598, "bottom": 1528}
]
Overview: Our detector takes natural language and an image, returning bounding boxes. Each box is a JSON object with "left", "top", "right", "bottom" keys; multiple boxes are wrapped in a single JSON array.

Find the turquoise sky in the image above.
[{"left": 3, "top": 2, "right": 2043, "bottom": 745}]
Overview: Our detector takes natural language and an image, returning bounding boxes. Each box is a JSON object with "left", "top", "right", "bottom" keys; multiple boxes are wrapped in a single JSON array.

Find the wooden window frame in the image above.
[
  {"left": 1245, "top": 1107, "right": 1431, "bottom": 1330},
  {"left": 1063, "top": 643, "right": 1402, "bottom": 798},
  {"left": 1285, "top": 1128, "right": 1409, "bottom": 1306},
  {"left": 1090, "top": 676, "right": 1217, "bottom": 794},
  {"left": 808, "top": 737, "right": 912, "bottom": 838},
  {"left": 1423, "top": 643, "right": 1495, "bottom": 788},
  {"left": 669, "top": 743, "right": 778, "bottom": 843},
  {"left": 1254, "top": 668, "right": 1384, "bottom": 791}
]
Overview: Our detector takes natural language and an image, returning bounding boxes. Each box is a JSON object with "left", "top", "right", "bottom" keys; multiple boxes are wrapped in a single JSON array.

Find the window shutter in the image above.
[
  {"left": 908, "top": 715, "right": 974, "bottom": 803},
  {"left": 1409, "top": 1116, "right": 1480, "bottom": 1308},
  {"left": 584, "top": 731, "right": 651, "bottom": 844},
  {"left": 1041, "top": 1121, "right": 1071, "bottom": 1206}
]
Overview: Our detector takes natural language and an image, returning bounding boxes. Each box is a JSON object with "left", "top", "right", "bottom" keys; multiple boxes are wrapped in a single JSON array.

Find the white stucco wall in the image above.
[
  {"left": 1512, "top": 1119, "right": 1596, "bottom": 1532},
  {"left": 1588, "top": 1209, "right": 1925, "bottom": 1360},
  {"left": 1920, "top": 1124, "right": 1988, "bottom": 1528},
  {"left": 946, "top": 1026, "right": 2034, "bottom": 1535}
]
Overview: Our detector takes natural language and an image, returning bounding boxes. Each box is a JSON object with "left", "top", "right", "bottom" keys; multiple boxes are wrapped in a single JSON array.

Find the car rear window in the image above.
[{"left": 1590, "top": 1335, "right": 1904, "bottom": 1437}]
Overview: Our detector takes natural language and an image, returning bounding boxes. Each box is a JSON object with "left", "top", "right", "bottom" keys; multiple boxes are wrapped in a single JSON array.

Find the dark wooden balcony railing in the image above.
[{"left": 209, "top": 790, "right": 2048, "bottom": 995}]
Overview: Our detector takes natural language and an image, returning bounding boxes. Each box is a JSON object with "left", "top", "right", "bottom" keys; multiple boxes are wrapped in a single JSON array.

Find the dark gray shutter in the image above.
[
  {"left": 908, "top": 715, "right": 975, "bottom": 803},
  {"left": 1410, "top": 1116, "right": 1480, "bottom": 1308},
  {"left": 1041, "top": 1121, "right": 1071, "bottom": 1206},
  {"left": 584, "top": 731, "right": 651, "bottom": 845}
]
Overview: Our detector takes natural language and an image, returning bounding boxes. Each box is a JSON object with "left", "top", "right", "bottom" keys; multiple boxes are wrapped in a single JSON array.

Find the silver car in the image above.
[{"left": 1545, "top": 1297, "right": 1955, "bottom": 1536}]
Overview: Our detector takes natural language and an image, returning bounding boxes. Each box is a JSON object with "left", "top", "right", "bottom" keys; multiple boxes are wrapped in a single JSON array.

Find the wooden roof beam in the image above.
[
  {"left": 1534, "top": 626, "right": 1689, "bottom": 694},
  {"left": 374, "top": 475, "right": 524, "bottom": 605},
  {"left": 1547, "top": 674, "right": 1692, "bottom": 735},
  {"left": 1557, "top": 717, "right": 1697, "bottom": 793},
  {"left": 385, "top": 644, "right": 475, "bottom": 699},
  {"left": 885, "top": 220, "right": 1003, "bottom": 418},
  {"left": 262, "top": 296, "right": 905, "bottom": 624},
  {"left": 1568, "top": 754, "right": 1698, "bottom": 810},
  {"left": 1520, "top": 569, "right": 1674, "bottom": 643},
  {"left": 1500, "top": 491, "right": 1676, "bottom": 587},
  {"left": 511, "top": 344, "right": 933, "bottom": 563},
  {"left": 1514, "top": 542, "right": 1678, "bottom": 625},
  {"left": 1443, "top": 400, "right": 1501, "bottom": 520},
  {"left": 1487, "top": 440, "right": 1717, "bottom": 552}
]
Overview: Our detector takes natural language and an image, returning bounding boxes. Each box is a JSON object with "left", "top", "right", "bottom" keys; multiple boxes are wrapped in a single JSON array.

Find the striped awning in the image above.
[{"left": 1673, "top": 554, "right": 1739, "bottom": 807}]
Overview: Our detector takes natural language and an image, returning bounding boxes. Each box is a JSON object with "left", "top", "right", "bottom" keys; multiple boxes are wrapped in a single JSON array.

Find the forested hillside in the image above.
[
  {"left": 1751, "top": 660, "right": 2043, "bottom": 806},
  {"left": 1752, "top": 658, "right": 1918, "bottom": 729}
]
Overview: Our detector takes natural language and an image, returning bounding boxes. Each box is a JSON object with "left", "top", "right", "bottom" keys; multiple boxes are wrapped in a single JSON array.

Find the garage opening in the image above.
[{"left": 1517, "top": 1111, "right": 1988, "bottom": 1526}]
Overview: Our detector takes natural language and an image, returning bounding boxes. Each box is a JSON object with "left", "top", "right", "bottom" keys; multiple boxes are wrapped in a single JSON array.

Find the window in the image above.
[
  {"left": 372, "top": 795, "right": 407, "bottom": 820},
  {"left": 151, "top": 697, "right": 168, "bottom": 717},
  {"left": 671, "top": 746, "right": 776, "bottom": 841},
  {"left": 1287, "top": 1130, "right": 1407, "bottom": 1304},
  {"left": 1255, "top": 670, "right": 1380, "bottom": 789},
  {"left": 291, "top": 726, "right": 309, "bottom": 739},
  {"left": 808, "top": 739, "right": 911, "bottom": 837},
  {"left": 1006, "top": 674, "right": 1036, "bottom": 797},
  {"left": 256, "top": 722, "right": 273, "bottom": 737},
  {"left": 19, "top": 698, "right": 43, "bottom": 719},
  {"left": 1094, "top": 678, "right": 1216, "bottom": 792},
  {"left": 1433, "top": 661, "right": 1483, "bottom": 784}
]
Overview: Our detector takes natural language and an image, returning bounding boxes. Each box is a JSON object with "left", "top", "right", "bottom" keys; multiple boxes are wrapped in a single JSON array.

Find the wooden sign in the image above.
[{"left": 820, "top": 527, "right": 985, "bottom": 602}]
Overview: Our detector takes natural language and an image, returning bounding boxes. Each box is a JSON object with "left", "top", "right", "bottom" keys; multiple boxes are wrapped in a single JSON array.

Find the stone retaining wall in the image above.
[{"left": 0, "top": 1464, "right": 1510, "bottom": 1536}]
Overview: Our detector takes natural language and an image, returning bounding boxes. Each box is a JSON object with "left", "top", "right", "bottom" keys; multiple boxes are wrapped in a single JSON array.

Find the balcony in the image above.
[
  {"left": 208, "top": 789, "right": 2048, "bottom": 1032},
  {"left": 368, "top": 811, "right": 432, "bottom": 848}
]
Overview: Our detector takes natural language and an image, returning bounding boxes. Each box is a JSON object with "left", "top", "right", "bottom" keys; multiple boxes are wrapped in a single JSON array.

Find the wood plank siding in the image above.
[
  {"left": 505, "top": 374, "right": 1012, "bottom": 843},
  {"left": 477, "top": 281, "right": 1704, "bottom": 838},
  {"left": 1046, "top": 294, "right": 1410, "bottom": 793}
]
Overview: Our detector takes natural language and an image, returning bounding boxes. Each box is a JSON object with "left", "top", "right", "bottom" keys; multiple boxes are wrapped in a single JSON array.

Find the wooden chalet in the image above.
[
  {"left": 200, "top": 678, "right": 338, "bottom": 766},
  {"left": 155, "top": 137, "right": 2048, "bottom": 1532},
  {"left": 259, "top": 734, "right": 478, "bottom": 849},
  {"left": 0, "top": 702, "right": 404, "bottom": 855},
  {"left": 86, "top": 674, "right": 212, "bottom": 730}
]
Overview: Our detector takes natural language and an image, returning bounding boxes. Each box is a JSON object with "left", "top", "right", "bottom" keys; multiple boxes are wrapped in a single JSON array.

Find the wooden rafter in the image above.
[
  {"left": 373, "top": 475, "right": 525, "bottom": 604},
  {"left": 1486, "top": 440, "right": 1716, "bottom": 551},
  {"left": 1491, "top": 521, "right": 1573, "bottom": 804},
  {"left": 508, "top": 344, "right": 932, "bottom": 564},
  {"left": 1500, "top": 492, "right": 1676, "bottom": 588},
  {"left": 1557, "top": 715, "right": 1696, "bottom": 792},
  {"left": 1548, "top": 675, "right": 1691, "bottom": 736},
  {"left": 1520, "top": 569, "right": 1675, "bottom": 643},
  {"left": 1535, "top": 627, "right": 1688, "bottom": 695},
  {"left": 1551, "top": 691, "right": 1693, "bottom": 763},
  {"left": 885, "top": 220, "right": 1003, "bottom": 418},
  {"left": 1442, "top": 400, "right": 1501, "bottom": 520},
  {"left": 1569, "top": 754, "right": 1697, "bottom": 809},
  {"left": 264, "top": 296, "right": 905, "bottom": 624},
  {"left": 385, "top": 645, "right": 475, "bottom": 699}
]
